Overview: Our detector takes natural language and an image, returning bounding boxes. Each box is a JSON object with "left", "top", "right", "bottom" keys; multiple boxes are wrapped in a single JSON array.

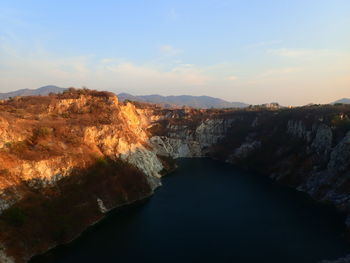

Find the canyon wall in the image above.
[
  {"left": 0, "top": 90, "right": 167, "bottom": 262},
  {"left": 150, "top": 106, "right": 350, "bottom": 225},
  {"left": 0, "top": 90, "right": 350, "bottom": 262}
]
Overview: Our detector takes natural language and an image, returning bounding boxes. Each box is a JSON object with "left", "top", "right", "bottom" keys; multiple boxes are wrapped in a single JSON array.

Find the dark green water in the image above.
[{"left": 32, "top": 158, "right": 350, "bottom": 263}]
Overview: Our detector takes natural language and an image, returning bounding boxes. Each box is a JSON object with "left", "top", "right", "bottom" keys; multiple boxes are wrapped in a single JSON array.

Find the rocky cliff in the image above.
[
  {"left": 0, "top": 89, "right": 167, "bottom": 262},
  {"left": 1, "top": 90, "right": 350, "bottom": 262},
  {"left": 150, "top": 106, "right": 350, "bottom": 221}
]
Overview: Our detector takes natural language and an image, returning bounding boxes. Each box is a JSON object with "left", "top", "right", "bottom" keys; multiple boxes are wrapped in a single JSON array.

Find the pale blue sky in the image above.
[{"left": 0, "top": 0, "right": 349, "bottom": 105}]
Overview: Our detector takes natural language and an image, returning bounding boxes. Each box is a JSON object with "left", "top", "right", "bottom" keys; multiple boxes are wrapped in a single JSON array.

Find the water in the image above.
[{"left": 32, "top": 158, "right": 350, "bottom": 263}]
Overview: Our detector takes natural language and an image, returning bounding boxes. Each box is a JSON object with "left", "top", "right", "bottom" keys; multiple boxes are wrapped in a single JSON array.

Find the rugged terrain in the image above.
[
  {"left": 0, "top": 89, "right": 350, "bottom": 262},
  {"left": 0, "top": 89, "right": 167, "bottom": 262}
]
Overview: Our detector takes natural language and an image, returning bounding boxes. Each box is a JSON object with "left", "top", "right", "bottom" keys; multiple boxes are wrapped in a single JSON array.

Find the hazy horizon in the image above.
[{"left": 1, "top": 0, "right": 349, "bottom": 106}]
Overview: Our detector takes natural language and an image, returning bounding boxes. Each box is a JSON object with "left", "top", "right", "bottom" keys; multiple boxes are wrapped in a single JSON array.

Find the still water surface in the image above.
[{"left": 33, "top": 158, "right": 350, "bottom": 263}]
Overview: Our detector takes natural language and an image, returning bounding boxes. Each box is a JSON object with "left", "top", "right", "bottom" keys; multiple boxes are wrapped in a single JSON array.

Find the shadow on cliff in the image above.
[{"left": 0, "top": 157, "right": 152, "bottom": 263}]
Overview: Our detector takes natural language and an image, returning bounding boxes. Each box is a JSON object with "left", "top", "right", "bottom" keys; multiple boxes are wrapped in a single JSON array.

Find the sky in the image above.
[{"left": 0, "top": 0, "right": 349, "bottom": 105}]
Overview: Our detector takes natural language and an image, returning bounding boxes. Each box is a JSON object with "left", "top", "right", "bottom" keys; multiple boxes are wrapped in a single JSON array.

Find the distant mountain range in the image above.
[
  {"left": 0, "top": 85, "right": 66, "bottom": 100},
  {"left": 117, "top": 93, "right": 249, "bottom": 109},
  {"left": 2, "top": 86, "right": 348, "bottom": 109},
  {"left": 0, "top": 87, "right": 247, "bottom": 108},
  {"left": 332, "top": 98, "right": 350, "bottom": 104}
]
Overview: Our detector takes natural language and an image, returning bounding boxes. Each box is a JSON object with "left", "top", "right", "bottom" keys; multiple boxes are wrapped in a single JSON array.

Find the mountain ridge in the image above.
[
  {"left": 1, "top": 86, "right": 348, "bottom": 109},
  {"left": 117, "top": 92, "right": 249, "bottom": 108},
  {"left": 0, "top": 85, "right": 66, "bottom": 100},
  {"left": 332, "top": 98, "right": 350, "bottom": 104},
  {"left": 0, "top": 87, "right": 248, "bottom": 108}
]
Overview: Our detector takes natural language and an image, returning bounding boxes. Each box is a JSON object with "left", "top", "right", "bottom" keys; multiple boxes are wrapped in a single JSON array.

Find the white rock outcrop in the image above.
[
  {"left": 328, "top": 131, "right": 350, "bottom": 173},
  {"left": 120, "top": 146, "right": 164, "bottom": 189},
  {"left": 0, "top": 248, "right": 15, "bottom": 263},
  {"left": 311, "top": 124, "right": 332, "bottom": 155}
]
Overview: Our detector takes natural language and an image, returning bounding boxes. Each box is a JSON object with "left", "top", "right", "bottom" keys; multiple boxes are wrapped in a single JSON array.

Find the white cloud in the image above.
[
  {"left": 268, "top": 48, "right": 335, "bottom": 58},
  {"left": 159, "top": 45, "right": 183, "bottom": 56},
  {"left": 227, "top": 75, "right": 238, "bottom": 81},
  {"left": 0, "top": 45, "right": 208, "bottom": 94},
  {"left": 103, "top": 62, "right": 209, "bottom": 87},
  {"left": 259, "top": 67, "right": 304, "bottom": 77}
]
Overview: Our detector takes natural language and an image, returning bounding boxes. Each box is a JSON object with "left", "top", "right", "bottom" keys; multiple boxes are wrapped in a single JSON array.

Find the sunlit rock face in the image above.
[
  {"left": 0, "top": 92, "right": 163, "bottom": 197},
  {"left": 0, "top": 90, "right": 166, "bottom": 262}
]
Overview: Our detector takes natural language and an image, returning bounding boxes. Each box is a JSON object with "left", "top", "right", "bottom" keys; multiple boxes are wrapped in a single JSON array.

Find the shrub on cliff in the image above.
[
  {"left": 331, "top": 114, "right": 350, "bottom": 131},
  {"left": 33, "top": 127, "right": 53, "bottom": 138},
  {"left": 28, "top": 127, "right": 54, "bottom": 148},
  {"left": 60, "top": 87, "right": 114, "bottom": 99},
  {"left": 95, "top": 156, "right": 108, "bottom": 167},
  {"left": 4, "top": 141, "right": 29, "bottom": 155}
]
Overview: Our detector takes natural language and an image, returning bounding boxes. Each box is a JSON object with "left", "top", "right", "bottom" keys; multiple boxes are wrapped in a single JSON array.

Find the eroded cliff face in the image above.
[
  {"left": 0, "top": 90, "right": 166, "bottom": 262},
  {"left": 150, "top": 107, "right": 350, "bottom": 217},
  {"left": 1, "top": 91, "right": 350, "bottom": 262}
]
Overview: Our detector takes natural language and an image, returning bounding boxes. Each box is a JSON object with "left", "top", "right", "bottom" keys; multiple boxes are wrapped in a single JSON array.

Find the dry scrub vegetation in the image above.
[{"left": 0, "top": 88, "right": 120, "bottom": 161}]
